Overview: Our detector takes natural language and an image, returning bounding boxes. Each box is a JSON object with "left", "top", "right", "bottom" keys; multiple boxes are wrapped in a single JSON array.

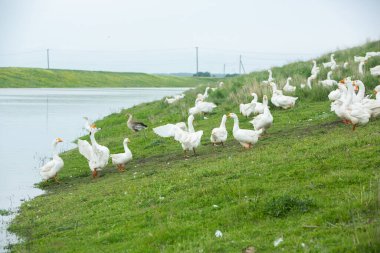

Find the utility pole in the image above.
[
  {"left": 195, "top": 46, "right": 199, "bottom": 75},
  {"left": 239, "top": 55, "right": 241, "bottom": 74},
  {"left": 47, "top": 49, "right": 50, "bottom": 69},
  {"left": 223, "top": 64, "right": 226, "bottom": 76}
]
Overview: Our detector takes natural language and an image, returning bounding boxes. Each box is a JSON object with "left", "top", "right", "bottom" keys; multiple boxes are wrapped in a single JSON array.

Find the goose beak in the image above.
[
  {"left": 90, "top": 123, "right": 96, "bottom": 128},
  {"left": 354, "top": 86, "right": 359, "bottom": 91},
  {"left": 57, "top": 138, "right": 63, "bottom": 142},
  {"left": 374, "top": 90, "right": 378, "bottom": 95},
  {"left": 339, "top": 79, "right": 345, "bottom": 84}
]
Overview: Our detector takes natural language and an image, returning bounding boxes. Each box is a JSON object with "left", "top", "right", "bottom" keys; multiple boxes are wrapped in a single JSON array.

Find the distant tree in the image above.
[
  {"left": 193, "top": 72, "right": 211, "bottom": 77},
  {"left": 225, "top": 73, "right": 239, "bottom": 78}
]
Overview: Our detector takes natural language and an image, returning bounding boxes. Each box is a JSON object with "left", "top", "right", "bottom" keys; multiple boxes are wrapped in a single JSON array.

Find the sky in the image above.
[{"left": 0, "top": 0, "right": 380, "bottom": 74}]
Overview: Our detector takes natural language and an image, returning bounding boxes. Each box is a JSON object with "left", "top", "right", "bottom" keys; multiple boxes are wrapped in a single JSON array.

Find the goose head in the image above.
[
  {"left": 123, "top": 138, "right": 130, "bottom": 144},
  {"left": 54, "top": 138, "right": 63, "bottom": 143},
  {"left": 227, "top": 113, "right": 238, "bottom": 120}
]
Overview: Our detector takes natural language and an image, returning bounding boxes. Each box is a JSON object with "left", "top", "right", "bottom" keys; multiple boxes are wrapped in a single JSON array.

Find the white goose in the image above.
[
  {"left": 283, "top": 77, "right": 296, "bottom": 93},
  {"left": 311, "top": 60, "right": 320, "bottom": 76},
  {"left": 320, "top": 71, "right": 338, "bottom": 87},
  {"left": 270, "top": 82, "right": 298, "bottom": 109},
  {"left": 322, "top": 54, "right": 336, "bottom": 68},
  {"left": 250, "top": 95, "right": 273, "bottom": 132},
  {"left": 338, "top": 80, "right": 372, "bottom": 130},
  {"left": 110, "top": 138, "right": 132, "bottom": 172},
  {"left": 358, "top": 60, "right": 366, "bottom": 75},
  {"left": 262, "top": 69, "right": 274, "bottom": 84},
  {"left": 375, "top": 85, "right": 380, "bottom": 100},
  {"left": 83, "top": 117, "right": 92, "bottom": 133},
  {"left": 153, "top": 121, "right": 187, "bottom": 138},
  {"left": 210, "top": 114, "right": 228, "bottom": 146},
  {"left": 365, "top": 52, "right": 380, "bottom": 58},
  {"left": 354, "top": 56, "right": 367, "bottom": 62},
  {"left": 40, "top": 138, "right": 64, "bottom": 181},
  {"left": 153, "top": 115, "right": 203, "bottom": 156},
  {"left": 240, "top": 93, "right": 263, "bottom": 117},
  {"left": 328, "top": 87, "right": 343, "bottom": 101},
  {"left": 343, "top": 62, "right": 349, "bottom": 69},
  {"left": 197, "top": 87, "right": 210, "bottom": 101},
  {"left": 189, "top": 98, "right": 217, "bottom": 115},
  {"left": 165, "top": 94, "right": 184, "bottom": 104},
  {"left": 353, "top": 81, "right": 380, "bottom": 118},
  {"left": 370, "top": 66, "right": 380, "bottom": 76},
  {"left": 228, "top": 113, "right": 263, "bottom": 149},
  {"left": 78, "top": 126, "right": 110, "bottom": 178}
]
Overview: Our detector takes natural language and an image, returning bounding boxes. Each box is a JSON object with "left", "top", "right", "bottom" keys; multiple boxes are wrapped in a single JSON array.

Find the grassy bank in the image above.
[
  {"left": 0, "top": 68, "right": 212, "bottom": 88},
  {"left": 8, "top": 41, "right": 380, "bottom": 252}
]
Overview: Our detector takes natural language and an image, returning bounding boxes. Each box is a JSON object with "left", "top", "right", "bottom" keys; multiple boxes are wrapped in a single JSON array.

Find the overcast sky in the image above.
[{"left": 1, "top": 0, "right": 380, "bottom": 73}]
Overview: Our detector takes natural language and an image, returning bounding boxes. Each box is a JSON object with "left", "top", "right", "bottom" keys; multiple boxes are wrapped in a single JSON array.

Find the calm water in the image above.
[{"left": 0, "top": 87, "right": 186, "bottom": 251}]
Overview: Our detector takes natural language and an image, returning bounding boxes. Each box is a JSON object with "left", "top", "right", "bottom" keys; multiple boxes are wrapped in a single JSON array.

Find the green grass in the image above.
[
  {"left": 0, "top": 68, "right": 213, "bottom": 88},
  {"left": 0, "top": 209, "right": 11, "bottom": 216},
  {"left": 8, "top": 41, "right": 380, "bottom": 252}
]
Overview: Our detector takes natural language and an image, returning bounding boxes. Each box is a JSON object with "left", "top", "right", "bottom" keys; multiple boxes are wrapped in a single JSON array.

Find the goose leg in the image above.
[
  {"left": 92, "top": 169, "right": 98, "bottom": 178},
  {"left": 193, "top": 148, "right": 197, "bottom": 156},
  {"left": 352, "top": 124, "right": 357, "bottom": 131},
  {"left": 53, "top": 174, "right": 60, "bottom": 183}
]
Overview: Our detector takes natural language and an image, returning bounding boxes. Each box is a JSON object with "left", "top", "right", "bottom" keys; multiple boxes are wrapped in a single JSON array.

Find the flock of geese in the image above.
[{"left": 40, "top": 51, "right": 380, "bottom": 182}]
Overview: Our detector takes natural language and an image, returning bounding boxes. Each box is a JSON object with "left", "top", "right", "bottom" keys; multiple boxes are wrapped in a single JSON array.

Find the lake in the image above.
[{"left": 0, "top": 87, "right": 187, "bottom": 252}]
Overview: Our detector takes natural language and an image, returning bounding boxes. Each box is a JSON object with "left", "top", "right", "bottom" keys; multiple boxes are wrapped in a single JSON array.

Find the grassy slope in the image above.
[
  {"left": 0, "top": 68, "right": 211, "bottom": 88},
  {"left": 8, "top": 41, "right": 380, "bottom": 253}
]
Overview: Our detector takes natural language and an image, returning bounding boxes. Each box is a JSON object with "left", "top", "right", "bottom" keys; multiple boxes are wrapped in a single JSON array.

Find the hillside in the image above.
[
  {"left": 0, "top": 68, "right": 212, "bottom": 88},
  {"left": 8, "top": 41, "right": 380, "bottom": 252}
]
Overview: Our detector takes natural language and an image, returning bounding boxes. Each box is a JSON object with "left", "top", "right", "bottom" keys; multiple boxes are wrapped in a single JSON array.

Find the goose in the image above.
[
  {"left": 83, "top": 117, "right": 92, "bottom": 133},
  {"left": 270, "top": 82, "right": 298, "bottom": 109},
  {"left": 153, "top": 122, "right": 187, "bottom": 137},
  {"left": 375, "top": 85, "right": 380, "bottom": 100},
  {"left": 165, "top": 94, "right": 185, "bottom": 103},
  {"left": 337, "top": 80, "right": 372, "bottom": 130},
  {"left": 165, "top": 97, "right": 179, "bottom": 104},
  {"left": 283, "top": 77, "right": 296, "bottom": 93},
  {"left": 210, "top": 114, "right": 228, "bottom": 146},
  {"left": 78, "top": 126, "right": 110, "bottom": 178},
  {"left": 126, "top": 113, "right": 148, "bottom": 132},
  {"left": 177, "top": 125, "right": 203, "bottom": 156},
  {"left": 354, "top": 56, "right": 367, "bottom": 62},
  {"left": 154, "top": 116, "right": 203, "bottom": 156},
  {"left": 353, "top": 81, "right": 380, "bottom": 118},
  {"left": 311, "top": 60, "right": 320, "bottom": 76},
  {"left": 358, "top": 61, "right": 366, "bottom": 75},
  {"left": 249, "top": 95, "right": 273, "bottom": 132},
  {"left": 343, "top": 62, "right": 349, "bottom": 69},
  {"left": 262, "top": 69, "right": 274, "bottom": 84},
  {"left": 189, "top": 98, "right": 217, "bottom": 115},
  {"left": 165, "top": 94, "right": 184, "bottom": 104},
  {"left": 328, "top": 87, "right": 343, "bottom": 101},
  {"left": 365, "top": 52, "right": 380, "bottom": 58},
  {"left": 320, "top": 71, "right": 338, "bottom": 87},
  {"left": 370, "top": 66, "right": 380, "bottom": 76},
  {"left": 197, "top": 87, "right": 210, "bottom": 101},
  {"left": 174, "top": 94, "right": 185, "bottom": 100},
  {"left": 228, "top": 113, "right": 263, "bottom": 149},
  {"left": 239, "top": 93, "right": 256, "bottom": 117},
  {"left": 40, "top": 138, "right": 64, "bottom": 181},
  {"left": 110, "top": 138, "right": 132, "bottom": 172},
  {"left": 218, "top": 81, "right": 224, "bottom": 87},
  {"left": 322, "top": 54, "right": 336, "bottom": 68}
]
